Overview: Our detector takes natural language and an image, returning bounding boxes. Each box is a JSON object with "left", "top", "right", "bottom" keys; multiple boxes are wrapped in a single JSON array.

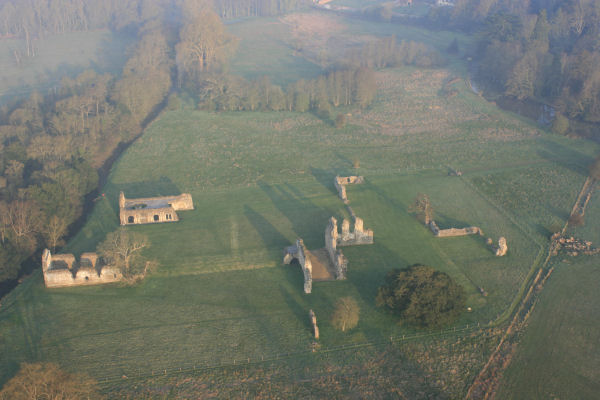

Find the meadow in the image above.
[
  {"left": 0, "top": 30, "right": 133, "bottom": 104},
  {"left": 0, "top": 11, "right": 599, "bottom": 397}
]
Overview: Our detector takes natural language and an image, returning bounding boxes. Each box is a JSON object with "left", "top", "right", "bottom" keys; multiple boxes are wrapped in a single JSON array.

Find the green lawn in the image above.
[{"left": 0, "top": 30, "right": 134, "bottom": 104}]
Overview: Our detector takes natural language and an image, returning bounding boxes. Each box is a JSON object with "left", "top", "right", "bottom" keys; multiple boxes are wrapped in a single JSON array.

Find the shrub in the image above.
[
  {"left": 376, "top": 264, "right": 465, "bottom": 328},
  {"left": 551, "top": 113, "right": 569, "bottom": 135}
]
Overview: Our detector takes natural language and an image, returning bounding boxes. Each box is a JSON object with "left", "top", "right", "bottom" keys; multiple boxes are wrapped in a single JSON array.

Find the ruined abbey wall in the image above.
[
  {"left": 325, "top": 217, "right": 349, "bottom": 280},
  {"left": 283, "top": 239, "right": 313, "bottom": 293},
  {"left": 429, "top": 220, "right": 482, "bottom": 237},
  {"left": 42, "top": 249, "right": 122, "bottom": 288},
  {"left": 337, "top": 217, "right": 374, "bottom": 246},
  {"left": 119, "top": 192, "right": 193, "bottom": 226},
  {"left": 334, "top": 176, "right": 364, "bottom": 203}
]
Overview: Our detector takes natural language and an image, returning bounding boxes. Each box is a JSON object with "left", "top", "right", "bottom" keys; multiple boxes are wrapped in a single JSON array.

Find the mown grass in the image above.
[
  {"left": 496, "top": 255, "right": 600, "bottom": 399},
  {"left": 0, "top": 60, "right": 598, "bottom": 394},
  {"left": 0, "top": 30, "right": 134, "bottom": 104}
]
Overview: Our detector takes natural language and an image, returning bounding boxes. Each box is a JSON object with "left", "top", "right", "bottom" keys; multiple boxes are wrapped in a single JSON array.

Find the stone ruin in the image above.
[
  {"left": 428, "top": 220, "right": 482, "bottom": 238},
  {"left": 325, "top": 216, "right": 374, "bottom": 279},
  {"left": 119, "top": 191, "right": 194, "bottom": 225},
  {"left": 334, "top": 176, "right": 364, "bottom": 204},
  {"left": 42, "top": 249, "right": 122, "bottom": 288},
  {"left": 550, "top": 233, "right": 599, "bottom": 257},
  {"left": 283, "top": 216, "right": 374, "bottom": 293},
  {"left": 494, "top": 237, "right": 508, "bottom": 256},
  {"left": 309, "top": 309, "right": 319, "bottom": 339},
  {"left": 283, "top": 239, "right": 313, "bottom": 293}
]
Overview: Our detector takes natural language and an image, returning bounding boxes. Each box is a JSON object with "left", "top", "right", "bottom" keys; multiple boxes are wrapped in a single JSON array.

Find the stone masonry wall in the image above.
[
  {"left": 283, "top": 239, "right": 313, "bottom": 293},
  {"left": 338, "top": 216, "right": 374, "bottom": 246},
  {"left": 429, "top": 220, "right": 482, "bottom": 237},
  {"left": 325, "top": 217, "right": 349, "bottom": 280},
  {"left": 119, "top": 192, "right": 193, "bottom": 225},
  {"left": 42, "top": 249, "right": 123, "bottom": 288},
  {"left": 334, "top": 176, "right": 364, "bottom": 203}
]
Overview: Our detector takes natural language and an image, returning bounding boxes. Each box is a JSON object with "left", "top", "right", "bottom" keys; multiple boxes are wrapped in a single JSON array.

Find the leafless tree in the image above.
[{"left": 97, "top": 228, "right": 148, "bottom": 276}]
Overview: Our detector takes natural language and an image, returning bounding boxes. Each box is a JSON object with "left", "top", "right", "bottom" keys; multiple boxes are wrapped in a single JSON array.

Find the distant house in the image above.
[
  {"left": 397, "top": 0, "right": 413, "bottom": 6},
  {"left": 436, "top": 0, "right": 455, "bottom": 6}
]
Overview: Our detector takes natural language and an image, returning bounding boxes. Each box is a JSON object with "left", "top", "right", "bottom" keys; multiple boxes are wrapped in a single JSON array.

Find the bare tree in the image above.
[
  {"left": 97, "top": 228, "right": 148, "bottom": 276},
  {"left": 409, "top": 193, "right": 434, "bottom": 225},
  {"left": 331, "top": 297, "right": 360, "bottom": 332},
  {"left": 42, "top": 215, "right": 68, "bottom": 252},
  {"left": 6, "top": 199, "right": 40, "bottom": 243}
]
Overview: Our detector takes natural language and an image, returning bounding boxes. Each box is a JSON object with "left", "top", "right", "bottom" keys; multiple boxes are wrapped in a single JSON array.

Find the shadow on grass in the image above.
[
  {"left": 244, "top": 205, "right": 289, "bottom": 249},
  {"left": 309, "top": 167, "right": 338, "bottom": 196},
  {"left": 257, "top": 181, "right": 340, "bottom": 247}
]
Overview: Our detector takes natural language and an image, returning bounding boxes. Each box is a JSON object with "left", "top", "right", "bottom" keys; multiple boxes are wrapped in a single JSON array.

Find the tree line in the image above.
[
  {"left": 194, "top": 67, "right": 377, "bottom": 116},
  {"left": 0, "top": 20, "right": 172, "bottom": 283},
  {"left": 429, "top": 0, "right": 600, "bottom": 137},
  {"left": 341, "top": 36, "right": 446, "bottom": 70}
]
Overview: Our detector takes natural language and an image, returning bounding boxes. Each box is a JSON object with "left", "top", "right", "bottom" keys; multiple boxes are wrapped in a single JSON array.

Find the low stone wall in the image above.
[
  {"left": 334, "top": 176, "right": 364, "bottom": 203},
  {"left": 42, "top": 249, "right": 123, "bottom": 288},
  {"left": 283, "top": 239, "right": 313, "bottom": 293},
  {"left": 429, "top": 221, "right": 482, "bottom": 237}
]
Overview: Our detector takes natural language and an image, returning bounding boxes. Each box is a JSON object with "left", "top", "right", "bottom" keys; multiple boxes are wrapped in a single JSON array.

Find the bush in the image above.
[
  {"left": 331, "top": 297, "right": 360, "bottom": 332},
  {"left": 551, "top": 113, "right": 569, "bottom": 135},
  {"left": 376, "top": 264, "right": 465, "bottom": 328}
]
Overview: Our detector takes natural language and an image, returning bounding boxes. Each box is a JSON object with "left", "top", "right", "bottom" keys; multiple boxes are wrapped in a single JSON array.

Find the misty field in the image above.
[
  {"left": 0, "top": 64, "right": 597, "bottom": 396},
  {"left": 0, "top": 30, "right": 133, "bottom": 104}
]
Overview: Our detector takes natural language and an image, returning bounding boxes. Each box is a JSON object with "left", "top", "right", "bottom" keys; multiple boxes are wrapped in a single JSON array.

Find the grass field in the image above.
[
  {"left": 1, "top": 10, "right": 599, "bottom": 395},
  {"left": 495, "top": 185, "right": 600, "bottom": 399},
  {"left": 227, "top": 17, "right": 323, "bottom": 85},
  {"left": 496, "top": 255, "right": 600, "bottom": 399},
  {"left": 0, "top": 30, "right": 134, "bottom": 104}
]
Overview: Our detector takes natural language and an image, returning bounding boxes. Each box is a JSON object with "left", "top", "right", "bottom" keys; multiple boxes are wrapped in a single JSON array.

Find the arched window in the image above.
[
  {"left": 128, "top": 216, "right": 134, "bottom": 223},
  {"left": 154, "top": 215, "right": 159, "bottom": 221}
]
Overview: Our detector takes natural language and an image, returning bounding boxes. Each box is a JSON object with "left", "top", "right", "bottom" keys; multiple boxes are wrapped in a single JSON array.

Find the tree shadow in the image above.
[
  {"left": 257, "top": 181, "right": 340, "bottom": 248},
  {"left": 244, "top": 205, "right": 289, "bottom": 249},
  {"left": 279, "top": 283, "right": 309, "bottom": 332},
  {"left": 309, "top": 167, "right": 338, "bottom": 196}
]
